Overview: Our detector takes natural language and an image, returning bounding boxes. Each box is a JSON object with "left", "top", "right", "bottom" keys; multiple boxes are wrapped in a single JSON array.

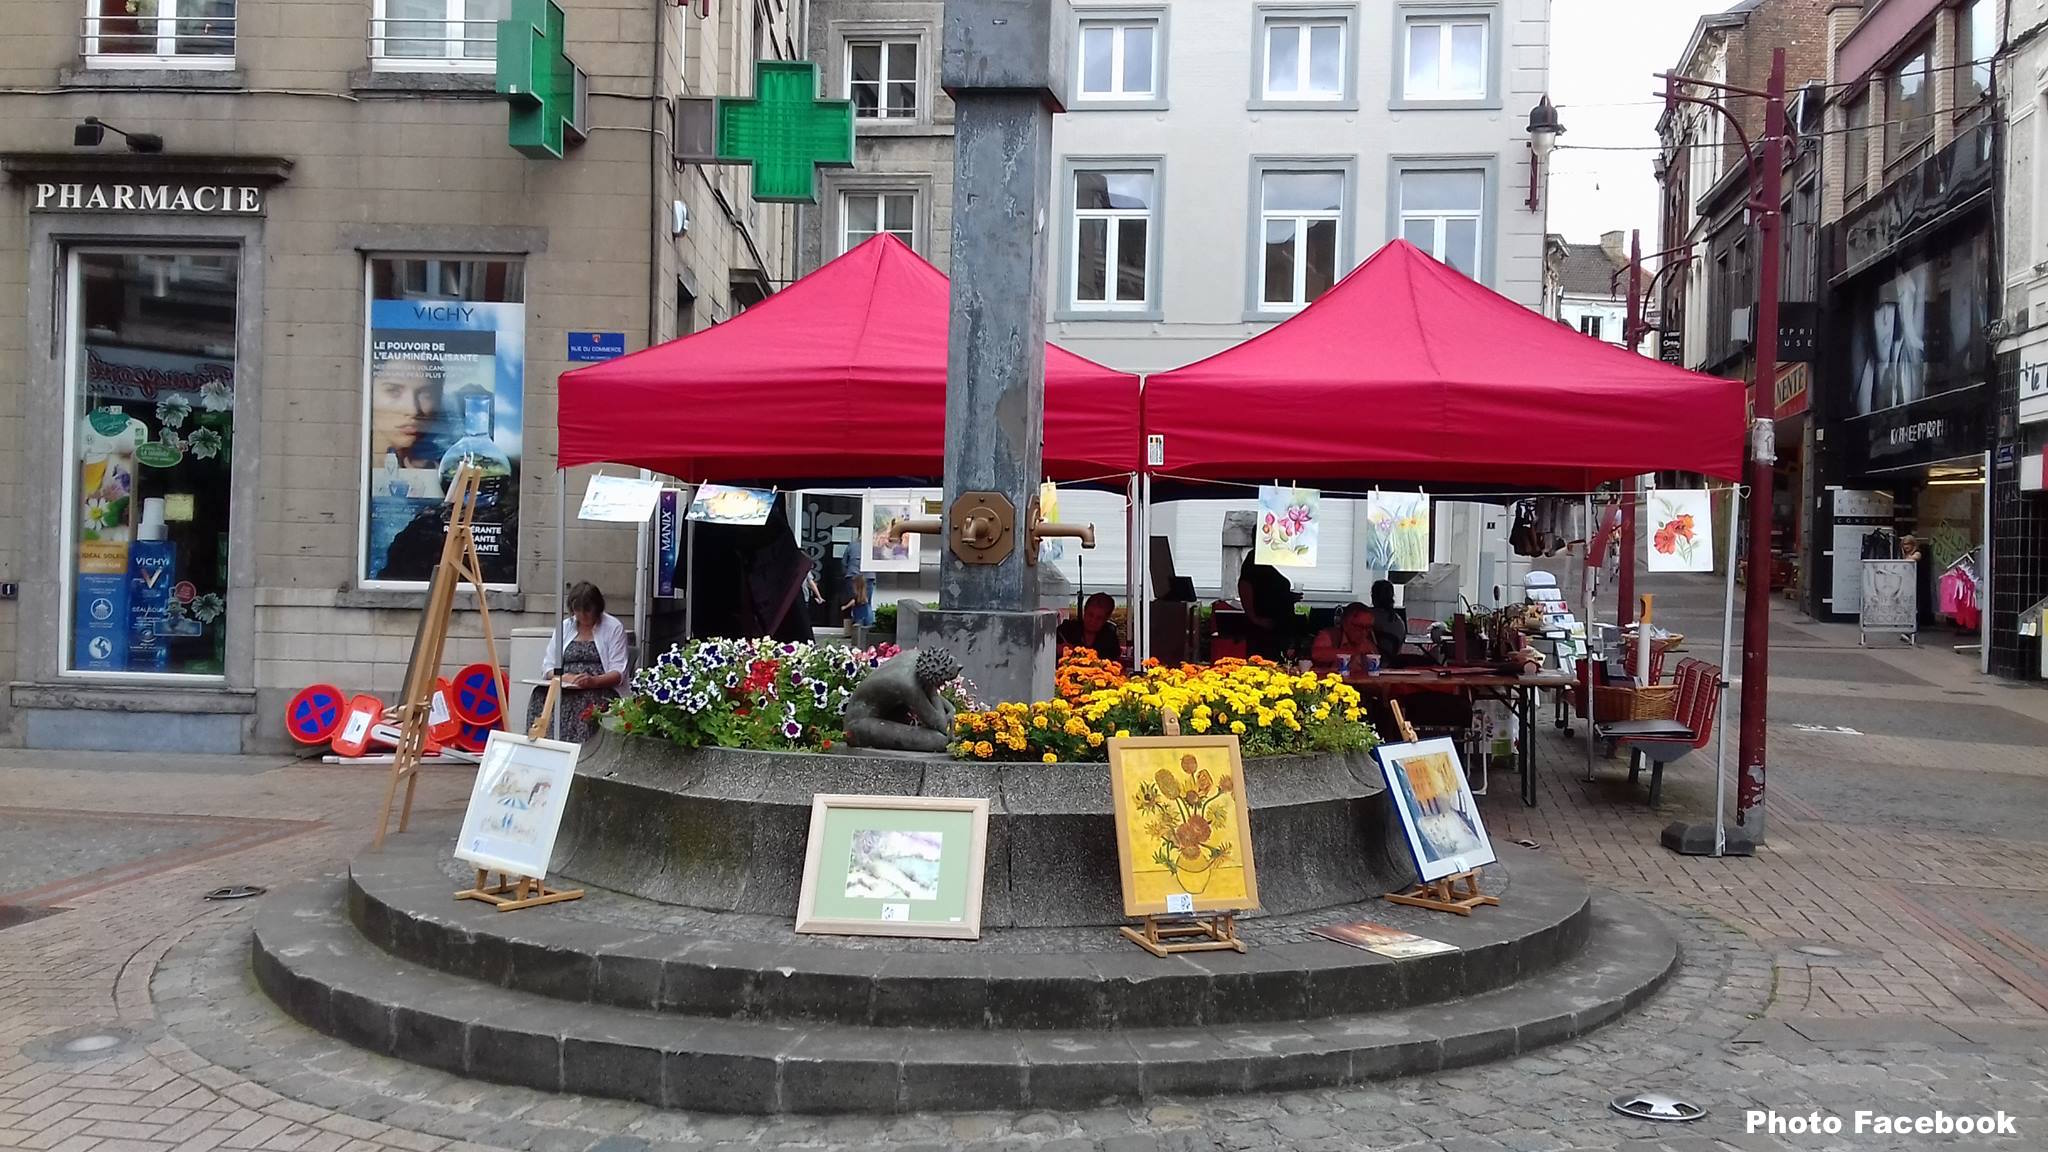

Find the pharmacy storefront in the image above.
[{"left": 4, "top": 157, "right": 287, "bottom": 751}]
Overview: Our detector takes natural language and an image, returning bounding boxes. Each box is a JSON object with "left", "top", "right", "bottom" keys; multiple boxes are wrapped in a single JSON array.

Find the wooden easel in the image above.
[
  {"left": 1120, "top": 913, "right": 1245, "bottom": 957},
  {"left": 1381, "top": 702, "right": 1499, "bottom": 916},
  {"left": 450, "top": 677, "right": 586, "bottom": 911},
  {"left": 1117, "top": 707, "right": 1252, "bottom": 957},
  {"left": 373, "top": 464, "right": 508, "bottom": 850}
]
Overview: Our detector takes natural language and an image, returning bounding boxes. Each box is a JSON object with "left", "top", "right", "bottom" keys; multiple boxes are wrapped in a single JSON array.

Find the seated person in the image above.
[
  {"left": 1310, "top": 602, "right": 1379, "bottom": 673},
  {"left": 1057, "top": 592, "right": 1122, "bottom": 661},
  {"left": 1369, "top": 579, "right": 1410, "bottom": 662},
  {"left": 1237, "top": 556, "right": 1298, "bottom": 662}
]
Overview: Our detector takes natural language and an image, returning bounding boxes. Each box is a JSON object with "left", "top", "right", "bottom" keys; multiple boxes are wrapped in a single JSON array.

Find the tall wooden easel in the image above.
[{"left": 373, "top": 464, "right": 507, "bottom": 849}]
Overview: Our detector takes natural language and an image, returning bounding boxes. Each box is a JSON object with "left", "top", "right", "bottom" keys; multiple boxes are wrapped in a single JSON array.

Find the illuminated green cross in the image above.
[
  {"left": 497, "top": 0, "right": 586, "bottom": 160},
  {"left": 716, "top": 61, "right": 855, "bottom": 204}
]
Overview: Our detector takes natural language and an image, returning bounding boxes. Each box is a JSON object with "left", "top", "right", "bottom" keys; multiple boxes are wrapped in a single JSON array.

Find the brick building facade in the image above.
[{"left": 0, "top": 0, "right": 804, "bottom": 751}]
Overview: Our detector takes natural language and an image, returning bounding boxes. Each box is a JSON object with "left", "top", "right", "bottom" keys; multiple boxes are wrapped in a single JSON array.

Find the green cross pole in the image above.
[
  {"left": 497, "top": 0, "right": 586, "bottom": 160},
  {"left": 715, "top": 61, "right": 855, "bottom": 204}
]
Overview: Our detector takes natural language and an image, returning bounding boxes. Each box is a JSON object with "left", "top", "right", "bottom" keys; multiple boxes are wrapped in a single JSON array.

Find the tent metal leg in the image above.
[{"left": 554, "top": 467, "right": 567, "bottom": 742}]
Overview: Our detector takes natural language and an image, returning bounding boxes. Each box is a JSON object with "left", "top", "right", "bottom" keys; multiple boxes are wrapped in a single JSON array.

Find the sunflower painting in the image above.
[{"left": 1108, "top": 736, "right": 1260, "bottom": 917}]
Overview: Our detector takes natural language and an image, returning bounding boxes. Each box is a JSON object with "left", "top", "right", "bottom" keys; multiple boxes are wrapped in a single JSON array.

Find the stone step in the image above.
[
  {"left": 350, "top": 835, "right": 1592, "bottom": 1031},
  {"left": 254, "top": 877, "right": 1677, "bottom": 1114}
]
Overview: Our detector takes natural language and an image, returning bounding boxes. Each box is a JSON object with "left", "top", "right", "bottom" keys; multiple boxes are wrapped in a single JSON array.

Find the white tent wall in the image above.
[{"left": 1149, "top": 499, "right": 1359, "bottom": 599}]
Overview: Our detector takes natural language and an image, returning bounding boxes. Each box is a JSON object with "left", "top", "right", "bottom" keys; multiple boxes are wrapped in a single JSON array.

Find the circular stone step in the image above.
[
  {"left": 253, "top": 874, "right": 1678, "bottom": 1113},
  {"left": 355, "top": 833, "right": 1591, "bottom": 1031}
]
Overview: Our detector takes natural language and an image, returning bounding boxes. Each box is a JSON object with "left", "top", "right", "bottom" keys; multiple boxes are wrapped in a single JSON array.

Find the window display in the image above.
[
  {"left": 67, "top": 250, "right": 239, "bottom": 676},
  {"left": 362, "top": 257, "right": 525, "bottom": 587}
]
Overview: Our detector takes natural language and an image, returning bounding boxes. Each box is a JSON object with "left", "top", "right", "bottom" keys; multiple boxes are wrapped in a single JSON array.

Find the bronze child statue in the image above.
[{"left": 842, "top": 648, "right": 960, "bottom": 754}]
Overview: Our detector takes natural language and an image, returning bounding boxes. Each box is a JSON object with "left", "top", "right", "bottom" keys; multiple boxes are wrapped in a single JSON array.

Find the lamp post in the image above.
[
  {"left": 1655, "top": 48, "right": 1785, "bottom": 853},
  {"left": 1615, "top": 233, "right": 1699, "bottom": 627},
  {"left": 1526, "top": 95, "right": 1563, "bottom": 212}
]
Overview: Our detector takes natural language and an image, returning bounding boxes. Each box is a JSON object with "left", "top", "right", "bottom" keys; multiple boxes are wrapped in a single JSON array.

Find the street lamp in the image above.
[
  {"left": 73, "top": 117, "right": 163, "bottom": 154},
  {"left": 1526, "top": 95, "right": 1564, "bottom": 211}
]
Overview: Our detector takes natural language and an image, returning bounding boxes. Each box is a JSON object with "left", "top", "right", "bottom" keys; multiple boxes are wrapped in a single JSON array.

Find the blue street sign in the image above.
[{"left": 567, "top": 331, "right": 626, "bottom": 361}]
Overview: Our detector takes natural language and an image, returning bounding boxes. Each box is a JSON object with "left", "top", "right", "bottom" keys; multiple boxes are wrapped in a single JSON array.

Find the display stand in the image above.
[
  {"left": 450, "top": 679, "right": 585, "bottom": 912},
  {"left": 1119, "top": 913, "right": 1245, "bottom": 957},
  {"left": 373, "top": 464, "right": 508, "bottom": 850},
  {"left": 1384, "top": 869, "right": 1499, "bottom": 916}
]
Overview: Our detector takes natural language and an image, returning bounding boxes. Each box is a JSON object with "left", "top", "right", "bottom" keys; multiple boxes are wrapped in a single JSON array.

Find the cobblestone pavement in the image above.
[{"left": 3, "top": 584, "right": 2046, "bottom": 1151}]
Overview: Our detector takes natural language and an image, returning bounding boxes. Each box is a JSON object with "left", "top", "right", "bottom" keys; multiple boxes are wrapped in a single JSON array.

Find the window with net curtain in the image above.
[
  {"left": 376, "top": 0, "right": 507, "bottom": 62},
  {"left": 1079, "top": 20, "right": 1157, "bottom": 100},
  {"left": 1399, "top": 169, "right": 1484, "bottom": 279},
  {"left": 844, "top": 191, "right": 916, "bottom": 252},
  {"left": 1261, "top": 170, "right": 1342, "bottom": 308},
  {"left": 1073, "top": 170, "right": 1154, "bottom": 308},
  {"left": 849, "top": 41, "right": 919, "bottom": 119},
  {"left": 89, "top": 0, "right": 236, "bottom": 59}
]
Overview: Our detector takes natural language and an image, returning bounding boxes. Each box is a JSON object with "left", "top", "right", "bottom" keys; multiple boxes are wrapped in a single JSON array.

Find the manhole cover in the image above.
[
  {"left": 1795, "top": 945, "right": 1844, "bottom": 957},
  {"left": 203, "top": 885, "right": 266, "bottom": 901},
  {"left": 24, "top": 1024, "right": 138, "bottom": 1063},
  {"left": 1610, "top": 1092, "right": 1706, "bottom": 1122},
  {"left": 62, "top": 1034, "right": 122, "bottom": 1054}
]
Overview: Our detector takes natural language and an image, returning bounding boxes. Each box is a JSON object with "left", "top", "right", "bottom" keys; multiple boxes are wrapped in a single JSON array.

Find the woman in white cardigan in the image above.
[{"left": 529, "top": 582, "right": 629, "bottom": 741}]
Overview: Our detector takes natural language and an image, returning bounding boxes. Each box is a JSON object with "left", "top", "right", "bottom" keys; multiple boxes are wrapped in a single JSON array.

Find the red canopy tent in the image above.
[
  {"left": 1144, "top": 239, "right": 1747, "bottom": 490},
  {"left": 558, "top": 235, "right": 1142, "bottom": 483}
]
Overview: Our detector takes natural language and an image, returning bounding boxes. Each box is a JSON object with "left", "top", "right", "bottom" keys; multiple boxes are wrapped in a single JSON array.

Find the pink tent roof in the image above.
[
  {"left": 1145, "top": 240, "right": 1748, "bottom": 489},
  {"left": 558, "top": 235, "right": 1141, "bottom": 483}
]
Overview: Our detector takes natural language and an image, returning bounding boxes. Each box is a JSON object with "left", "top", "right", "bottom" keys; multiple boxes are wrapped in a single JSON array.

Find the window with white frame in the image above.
[
  {"left": 843, "top": 191, "right": 917, "bottom": 252},
  {"left": 1399, "top": 168, "right": 1483, "bottom": 279},
  {"left": 1262, "top": 19, "right": 1345, "bottom": 101},
  {"left": 1259, "top": 170, "right": 1343, "bottom": 309},
  {"left": 371, "top": 0, "right": 508, "bottom": 67},
  {"left": 1577, "top": 315, "right": 1603, "bottom": 340},
  {"left": 848, "top": 40, "right": 919, "bottom": 120},
  {"left": 1402, "top": 15, "right": 1486, "bottom": 101},
  {"left": 84, "top": 0, "right": 236, "bottom": 67},
  {"left": 1078, "top": 19, "right": 1159, "bottom": 101},
  {"left": 1072, "top": 170, "right": 1155, "bottom": 309}
]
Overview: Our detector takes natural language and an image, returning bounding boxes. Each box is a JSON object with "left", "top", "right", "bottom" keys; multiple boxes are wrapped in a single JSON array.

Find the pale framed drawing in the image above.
[
  {"left": 795, "top": 794, "right": 991, "bottom": 939},
  {"left": 860, "top": 490, "right": 921, "bottom": 573},
  {"left": 454, "top": 730, "right": 582, "bottom": 880},
  {"left": 1375, "top": 737, "right": 1497, "bottom": 882},
  {"left": 1106, "top": 735, "right": 1260, "bottom": 918}
]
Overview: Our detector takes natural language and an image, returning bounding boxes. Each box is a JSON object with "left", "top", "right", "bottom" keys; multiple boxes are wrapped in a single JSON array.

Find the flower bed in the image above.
[
  {"left": 952, "top": 655, "right": 1372, "bottom": 763},
  {"left": 606, "top": 638, "right": 904, "bottom": 751}
]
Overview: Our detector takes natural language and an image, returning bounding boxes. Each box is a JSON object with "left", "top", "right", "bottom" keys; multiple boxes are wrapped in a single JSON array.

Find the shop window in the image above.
[
  {"left": 1885, "top": 41, "right": 1934, "bottom": 170},
  {"left": 363, "top": 257, "right": 526, "bottom": 589},
  {"left": 842, "top": 190, "right": 917, "bottom": 252},
  {"left": 1844, "top": 97, "right": 1870, "bottom": 201},
  {"left": 1259, "top": 169, "right": 1343, "bottom": 310},
  {"left": 1956, "top": 0, "right": 1995, "bottom": 120},
  {"left": 1261, "top": 16, "right": 1346, "bottom": 102},
  {"left": 1071, "top": 168, "right": 1157, "bottom": 311},
  {"left": 848, "top": 40, "right": 918, "bottom": 120},
  {"left": 370, "top": 0, "right": 506, "bottom": 68},
  {"left": 1402, "top": 14, "right": 1488, "bottom": 102},
  {"left": 65, "top": 250, "right": 239, "bottom": 676},
  {"left": 1078, "top": 18, "right": 1160, "bottom": 102},
  {"left": 1398, "top": 167, "right": 1483, "bottom": 279},
  {"left": 84, "top": 0, "right": 235, "bottom": 68}
]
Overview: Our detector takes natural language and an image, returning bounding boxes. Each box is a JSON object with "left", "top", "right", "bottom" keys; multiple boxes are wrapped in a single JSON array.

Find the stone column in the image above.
[{"left": 918, "top": 0, "right": 1071, "bottom": 704}]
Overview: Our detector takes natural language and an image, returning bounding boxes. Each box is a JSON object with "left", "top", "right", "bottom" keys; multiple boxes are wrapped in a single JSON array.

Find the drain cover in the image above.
[
  {"left": 203, "top": 885, "right": 266, "bottom": 901},
  {"left": 1610, "top": 1092, "right": 1706, "bottom": 1122},
  {"left": 25, "top": 1024, "right": 136, "bottom": 1063},
  {"left": 1795, "top": 944, "right": 1844, "bottom": 957},
  {"left": 62, "top": 1034, "right": 122, "bottom": 1054}
]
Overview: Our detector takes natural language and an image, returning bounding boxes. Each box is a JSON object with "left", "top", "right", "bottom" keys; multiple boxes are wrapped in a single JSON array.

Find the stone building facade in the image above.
[
  {"left": 1992, "top": 0, "right": 2048, "bottom": 677},
  {"left": 0, "top": 0, "right": 804, "bottom": 752}
]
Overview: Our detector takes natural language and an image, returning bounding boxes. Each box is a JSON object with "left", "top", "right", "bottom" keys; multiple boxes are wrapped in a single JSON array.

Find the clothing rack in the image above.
[{"left": 1939, "top": 547, "right": 1984, "bottom": 654}]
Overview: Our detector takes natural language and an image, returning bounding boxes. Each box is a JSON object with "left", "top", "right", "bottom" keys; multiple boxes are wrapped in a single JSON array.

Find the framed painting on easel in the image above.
[
  {"left": 1107, "top": 735, "right": 1259, "bottom": 955},
  {"left": 1375, "top": 737, "right": 1500, "bottom": 915},
  {"left": 452, "top": 728, "right": 582, "bottom": 909}
]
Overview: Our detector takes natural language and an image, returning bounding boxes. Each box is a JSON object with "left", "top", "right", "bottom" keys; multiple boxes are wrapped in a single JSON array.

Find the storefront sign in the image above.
[
  {"left": 1774, "top": 363, "right": 1810, "bottom": 418},
  {"left": 2021, "top": 350, "right": 2048, "bottom": 426},
  {"left": 1834, "top": 122, "right": 1993, "bottom": 284},
  {"left": 1996, "top": 443, "right": 2016, "bottom": 469},
  {"left": 1777, "top": 302, "right": 1818, "bottom": 363},
  {"left": 1850, "top": 388, "right": 1988, "bottom": 474},
  {"left": 32, "top": 182, "right": 262, "bottom": 214},
  {"left": 364, "top": 288, "right": 525, "bottom": 588}
]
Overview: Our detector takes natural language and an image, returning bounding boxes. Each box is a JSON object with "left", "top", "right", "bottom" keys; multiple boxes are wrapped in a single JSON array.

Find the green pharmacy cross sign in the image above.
[
  {"left": 716, "top": 61, "right": 855, "bottom": 204},
  {"left": 496, "top": 0, "right": 587, "bottom": 160}
]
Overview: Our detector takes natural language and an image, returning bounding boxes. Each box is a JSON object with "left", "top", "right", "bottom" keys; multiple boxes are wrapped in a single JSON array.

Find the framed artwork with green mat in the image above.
[{"left": 794, "top": 794, "right": 990, "bottom": 939}]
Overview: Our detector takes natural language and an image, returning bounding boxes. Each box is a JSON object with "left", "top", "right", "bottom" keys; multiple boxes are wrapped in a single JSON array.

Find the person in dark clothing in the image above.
[
  {"left": 1237, "top": 557, "right": 1298, "bottom": 661},
  {"left": 1057, "top": 592, "right": 1122, "bottom": 661},
  {"left": 1369, "top": 579, "right": 1409, "bottom": 662}
]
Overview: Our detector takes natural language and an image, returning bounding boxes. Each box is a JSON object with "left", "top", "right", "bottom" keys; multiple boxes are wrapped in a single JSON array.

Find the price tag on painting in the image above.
[
  {"left": 879, "top": 903, "right": 909, "bottom": 923},
  {"left": 1165, "top": 892, "right": 1195, "bottom": 916}
]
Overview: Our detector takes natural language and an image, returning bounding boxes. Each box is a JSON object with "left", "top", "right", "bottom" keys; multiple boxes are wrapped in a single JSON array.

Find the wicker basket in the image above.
[{"left": 1593, "top": 683, "right": 1678, "bottom": 721}]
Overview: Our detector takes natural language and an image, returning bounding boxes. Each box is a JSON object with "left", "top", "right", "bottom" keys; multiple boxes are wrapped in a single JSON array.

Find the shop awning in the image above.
[
  {"left": 1144, "top": 240, "right": 1748, "bottom": 491},
  {"left": 558, "top": 235, "right": 1142, "bottom": 483}
]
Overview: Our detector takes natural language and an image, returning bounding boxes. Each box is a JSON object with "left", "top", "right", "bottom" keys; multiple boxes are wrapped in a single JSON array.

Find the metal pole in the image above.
[
  {"left": 554, "top": 467, "right": 567, "bottom": 742},
  {"left": 1583, "top": 492, "right": 1598, "bottom": 783},
  {"left": 682, "top": 498, "right": 697, "bottom": 641},
  {"left": 1125, "top": 473, "right": 1140, "bottom": 665},
  {"left": 1735, "top": 49, "right": 1787, "bottom": 842},
  {"left": 633, "top": 468, "right": 651, "bottom": 672},
  {"left": 1136, "top": 472, "right": 1151, "bottom": 665},
  {"left": 1619, "top": 230, "right": 1642, "bottom": 627},
  {"left": 1981, "top": 452, "right": 1992, "bottom": 674},
  {"left": 1711, "top": 485, "right": 1742, "bottom": 857}
]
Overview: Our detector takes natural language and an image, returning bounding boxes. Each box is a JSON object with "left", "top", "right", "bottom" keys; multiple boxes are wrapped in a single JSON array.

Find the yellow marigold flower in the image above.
[
  {"left": 1115, "top": 729, "right": 1131, "bottom": 739},
  {"left": 1088, "top": 731, "right": 1105, "bottom": 746},
  {"left": 1042, "top": 752, "right": 1057, "bottom": 763},
  {"left": 1257, "top": 712, "right": 1273, "bottom": 728},
  {"left": 1313, "top": 705, "right": 1331, "bottom": 720},
  {"left": 1230, "top": 720, "right": 1247, "bottom": 735},
  {"left": 1191, "top": 718, "right": 1210, "bottom": 733},
  {"left": 1345, "top": 708, "right": 1362, "bottom": 722},
  {"left": 1033, "top": 715, "right": 1048, "bottom": 729},
  {"left": 974, "top": 741, "right": 994, "bottom": 758}
]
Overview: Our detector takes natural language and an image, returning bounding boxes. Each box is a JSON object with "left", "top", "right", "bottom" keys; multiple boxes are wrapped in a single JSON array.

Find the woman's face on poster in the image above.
[{"left": 372, "top": 358, "right": 441, "bottom": 463}]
